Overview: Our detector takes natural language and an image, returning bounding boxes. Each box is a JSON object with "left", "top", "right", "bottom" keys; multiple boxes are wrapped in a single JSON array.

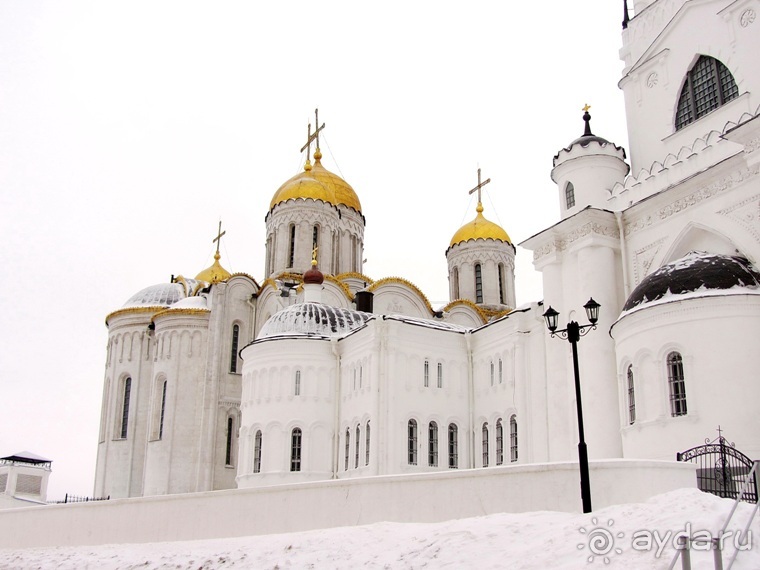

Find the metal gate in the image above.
[{"left": 677, "top": 432, "right": 758, "bottom": 503}]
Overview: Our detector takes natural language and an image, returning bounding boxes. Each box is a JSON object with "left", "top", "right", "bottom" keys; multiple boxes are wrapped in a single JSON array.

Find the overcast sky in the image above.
[{"left": 0, "top": 1, "right": 631, "bottom": 500}]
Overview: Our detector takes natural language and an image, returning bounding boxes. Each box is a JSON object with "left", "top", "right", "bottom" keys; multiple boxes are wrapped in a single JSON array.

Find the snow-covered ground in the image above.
[{"left": 1, "top": 488, "right": 758, "bottom": 569}]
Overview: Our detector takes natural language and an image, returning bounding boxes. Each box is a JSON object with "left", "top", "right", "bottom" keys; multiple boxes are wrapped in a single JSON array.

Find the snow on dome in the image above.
[
  {"left": 623, "top": 251, "right": 760, "bottom": 312},
  {"left": 122, "top": 279, "right": 201, "bottom": 309},
  {"left": 258, "top": 302, "right": 372, "bottom": 339},
  {"left": 168, "top": 295, "right": 209, "bottom": 310}
]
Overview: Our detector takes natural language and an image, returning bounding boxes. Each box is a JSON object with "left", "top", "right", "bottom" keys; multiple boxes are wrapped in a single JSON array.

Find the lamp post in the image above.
[{"left": 542, "top": 297, "right": 600, "bottom": 514}]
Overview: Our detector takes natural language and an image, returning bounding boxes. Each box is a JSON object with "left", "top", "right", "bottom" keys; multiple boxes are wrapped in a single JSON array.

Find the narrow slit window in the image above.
[
  {"left": 225, "top": 416, "right": 234, "bottom": 466},
  {"left": 627, "top": 365, "right": 636, "bottom": 425},
  {"left": 448, "top": 424, "right": 458, "bottom": 469},
  {"left": 475, "top": 263, "right": 483, "bottom": 303},
  {"left": 408, "top": 419, "right": 418, "bottom": 465},
  {"left": 120, "top": 377, "right": 131, "bottom": 439},
  {"left": 509, "top": 415, "right": 518, "bottom": 462},
  {"left": 158, "top": 380, "right": 167, "bottom": 440},
  {"left": 253, "top": 430, "right": 262, "bottom": 473},
  {"left": 428, "top": 421, "right": 438, "bottom": 467},
  {"left": 290, "top": 428, "right": 302, "bottom": 472},
  {"left": 355, "top": 425, "right": 360, "bottom": 469},
  {"left": 437, "top": 362, "right": 443, "bottom": 388},
  {"left": 424, "top": 359, "right": 430, "bottom": 388},
  {"left": 482, "top": 422, "right": 489, "bottom": 467},
  {"left": 345, "top": 428, "right": 350, "bottom": 470},
  {"left": 230, "top": 324, "right": 240, "bottom": 373},
  {"left": 365, "top": 421, "right": 370, "bottom": 466},
  {"left": 668, "top": 352, "right": 687, "bottom": 416},
  {"left": 295, "top": 370, "right": 301, "bottom": 396},
  {"left": 288, "top": 224, "right": 296, "bottom": 268},
  {"left": 496, "top": 419, "right": 504, "bottom": 465}
]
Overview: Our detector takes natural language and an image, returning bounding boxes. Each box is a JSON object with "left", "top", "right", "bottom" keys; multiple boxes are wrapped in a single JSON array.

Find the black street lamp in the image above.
[{"left": 542, "top": 297, "right": 600, "bottom": 514}]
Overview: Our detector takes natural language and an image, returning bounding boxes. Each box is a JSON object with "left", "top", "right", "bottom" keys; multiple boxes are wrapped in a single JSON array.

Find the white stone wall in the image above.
[
  {"left": 446, "top": 239, "right": 516, "bottom": 308},
  {"left": 612, "top": 295, "right": 760, "bottom": 461},
  {"left": 620, "top": 0, "right": 760, "bottom": 174},
  {"left": 0, "top": 460, "right": 697, "bottom": 549},
  {"left": 265, "top": 200, "right": 364, "bottom": 277}
]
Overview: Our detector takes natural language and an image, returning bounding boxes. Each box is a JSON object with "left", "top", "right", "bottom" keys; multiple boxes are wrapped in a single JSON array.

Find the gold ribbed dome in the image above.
[
  {"left": 269, "top": 152, "right": 362, "bottom": 213},
  {"left": 195, "top": 252, "right": 232, "bottom": 284},
  {"left": 449, "top": 203, "right": 511, "bottom": 248}
]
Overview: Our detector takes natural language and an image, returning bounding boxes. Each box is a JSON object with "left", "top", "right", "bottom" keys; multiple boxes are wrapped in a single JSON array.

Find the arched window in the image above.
[
  {"left": 509, "top": 415, "right": 518, "bottom": 462},
  {"left": 120, "top": 377, "right": 131, "bottom": 439},
  {"left": 253, "top": 430, "right": 262, "bottom": 473},
  {"left": 448, "top": 424, "right": 458, "bottom": 469},
  {"left": 627, "top": 365, "right": 636, "bottom": 425},
  {"left": 408, "top": 419, "right": 418, "bottom": 465},
  {"left": 332, "top": 231, "right": 340, "bottom": 274},
  {"left": 365, "top": 421, "right": 371, "bottom": 466},
  {"left": 345, "top": 428, "right": 350, "bottom": 470},
  {"left": 424, "top": 359, "right": 430, "bottom": 388},
  {"left": 498, "top": 263, "right": 506, "bottom": 304},
  {"left": 498, "top": 359, "right": 503, "bottom": 384},
  {"left": 565, "top": 182, "right": 575, "bottom": 209},
  {"left": 355, "top": 425, "right": 360, "bottom": 469},
  {"left": 676, "top": 56, "right": 739, "bottom": 130},
  {"left": 225, "top": 416, "right": 234, "bottom": 466},
  {"left": 482, "top": 422, "right": 489, "bottom": 467},
  {"left": 490, "top": 361, "right": 495, "bottom": 386},
  {"left": 359, "top": 366, "right": 363, "bottom": 389},
  {"left": 351, "top": 236, "right": 358, "bottom": 272},
  {"left": 428, "top": 421, "right": 438, "bottom": 467},
  {"left": 496, "top": 419, "right": 504, "bottom": 465},
  {"left": 437, "top": 362, "right": 443, "bottom": 388},
  {"left": 475, "top": 263, "right": 483, "bottom": 303},
  {"left": 312, "top": 225, "right": 319, "bottom": 261},
  {"left": 288, "top": 224, "right": 296, "bottom": 268},
  {"left": 667, "top": 352, "right": 687, "bottom": 416},
  {"left": 230, "top": 324, "right": 240, "bottom": 373},
  {"left": 294, "top": 370, "right": 301, "bottom": 396},
  {"left": 452, "top": 267, "right": 460, "bottom": 299},
  {"left": 158, "top": 380, "right": 167, "bottom": 440},
  {"left": 290, "top": 428, "right": 302, "bottom": 472}
]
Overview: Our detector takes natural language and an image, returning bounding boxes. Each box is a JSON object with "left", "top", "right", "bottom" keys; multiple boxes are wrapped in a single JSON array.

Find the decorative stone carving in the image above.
[
  {"left": 625, "top": 165, "right": 760, "bottom": 236},
  {"left": 646, "top": 72, "right": 658, "bottom": 88},
  {"left": 633, "top": 239, "right": 665, "bottom": 284},
  {"left": 532, "top": 222, "right": 619, "bottom": 261},
  {"left": 740, "top": 9, "right": 756, "bottom": 27},
  {"left": 718, "top": 195, "right": 760, "bottom": 244}
]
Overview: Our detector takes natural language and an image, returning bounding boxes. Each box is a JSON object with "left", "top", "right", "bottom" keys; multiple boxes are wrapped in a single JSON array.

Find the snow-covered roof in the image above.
[
  {"left": 383, "top": 314, "right": 469, "bottom": 333},
  {"left": 1, "top": 451, "right": 52, "bottom": 464},
  {"left": 622, "top": 251, "right": 760, "bottom": 313},
  {"left": 258, "top": 302, "right": 373, "bottom": 339}
]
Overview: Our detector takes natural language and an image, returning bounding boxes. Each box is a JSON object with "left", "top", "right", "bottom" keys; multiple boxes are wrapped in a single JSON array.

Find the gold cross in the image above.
[
  {"left": 311, "top": 245, "right": 318, "bottom": 265},
  {"left": 212, "top": 220, "right": 226, "bottom": 254},
  {"left": 300, "top": 108, "right": 326, "bottom": 161},
  {"left": 468, "top": 167, "right": 491, "bottom": 204},
  {"left": 582, "top": 103, "right": 591, "bottom": 112}
]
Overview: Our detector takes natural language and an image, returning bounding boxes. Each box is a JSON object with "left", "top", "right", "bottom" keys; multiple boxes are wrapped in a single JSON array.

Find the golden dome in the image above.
[
  {"left": 449, "top": 203, "right": 511, "bottom": 248},
  {"left": 269, "top": 152, "right": 362, "bottom": 213},
  {"left": 195, "top": 252, "right": 232, "bottom": 284}
]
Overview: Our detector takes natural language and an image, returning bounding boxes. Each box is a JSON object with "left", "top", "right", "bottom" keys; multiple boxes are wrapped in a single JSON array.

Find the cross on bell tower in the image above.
[
  {"left": 468, "top": 167, "right": 491, "bottom": 205},
  {"left": 300, "top": 108, "right": 326, "bottom": 164}
]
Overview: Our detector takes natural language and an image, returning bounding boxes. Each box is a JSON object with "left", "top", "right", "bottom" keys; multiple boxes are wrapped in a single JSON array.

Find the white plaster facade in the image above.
[{"left": 93, "top": 0, "right": 760, "bottom": 508}]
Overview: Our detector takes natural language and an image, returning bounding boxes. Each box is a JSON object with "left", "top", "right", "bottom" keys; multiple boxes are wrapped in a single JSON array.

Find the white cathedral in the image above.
[{"left": 94, "top": 0, "right": 760, "bottom": 500}]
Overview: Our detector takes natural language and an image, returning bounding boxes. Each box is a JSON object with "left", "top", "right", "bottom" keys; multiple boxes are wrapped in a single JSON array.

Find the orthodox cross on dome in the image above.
[
  {"left": 300, "top": 108, "right": 326, "bottom": 163},
  {"left": 468, "top": 167, "right": 491, "bottom": 205},
  {"left": 212, "top": 220, "right": 226, "bottom": 255},
  {"left": 582, "top": 104, "right": 594, "bottom": 136}
]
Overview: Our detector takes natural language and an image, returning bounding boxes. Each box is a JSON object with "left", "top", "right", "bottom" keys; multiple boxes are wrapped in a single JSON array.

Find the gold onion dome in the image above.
[
  {"left": 195, "top": 251, "right": 232, "bottom": 284},
  {"left": 449, "top": 203, "right": 511, "bottom": 248},
  {"left": 269, "top": 150, "right": 362, "bottom": 213}
]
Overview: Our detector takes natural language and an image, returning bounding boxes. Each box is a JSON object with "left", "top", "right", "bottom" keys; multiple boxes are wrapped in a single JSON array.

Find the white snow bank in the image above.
[{"left": 1, "top": 488, "right": 758, "bottom": 569}]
